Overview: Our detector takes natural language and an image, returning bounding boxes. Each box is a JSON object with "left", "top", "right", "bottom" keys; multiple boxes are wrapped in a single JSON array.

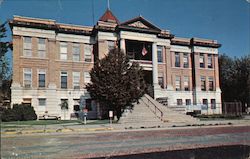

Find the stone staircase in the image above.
[
  {"left": 118, "top": 98, "right": 164, "bottom": 128},
  {"left": 145, "top": 94, "right": 199, "bottom": 124},
  {"left": 119, "top": 94, "right": 199, "bottom": 128}
]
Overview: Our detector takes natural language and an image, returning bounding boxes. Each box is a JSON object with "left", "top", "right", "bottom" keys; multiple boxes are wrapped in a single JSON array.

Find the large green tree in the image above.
[
  {"left": 0, "top": 21, "right": 12, "bottom": 104},
  {"left": 86, "top": 48, "right": 146, "bottom": 119},
  {"left": 219, "top": 54, "right": 250, "bottom": 110}
]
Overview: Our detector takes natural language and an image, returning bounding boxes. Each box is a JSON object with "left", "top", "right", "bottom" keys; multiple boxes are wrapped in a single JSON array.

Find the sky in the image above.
[{"left": 0, "top": 0, "right": 249, "bottom": 60}]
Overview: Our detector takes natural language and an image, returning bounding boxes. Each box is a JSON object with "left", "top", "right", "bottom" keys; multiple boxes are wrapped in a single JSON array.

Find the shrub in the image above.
[{"left": 1, "top": 104, "right": 37, "bottom": 122}]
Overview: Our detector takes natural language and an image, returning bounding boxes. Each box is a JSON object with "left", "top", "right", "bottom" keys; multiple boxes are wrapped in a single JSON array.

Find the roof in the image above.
[{"left": 99, "top": 9, "right": 119, "bottom": 24}]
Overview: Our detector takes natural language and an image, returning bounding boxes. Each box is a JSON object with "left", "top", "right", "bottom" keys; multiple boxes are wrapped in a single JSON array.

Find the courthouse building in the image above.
[{"left": 9, "top": 9, "right": 222, "bottom": 119}]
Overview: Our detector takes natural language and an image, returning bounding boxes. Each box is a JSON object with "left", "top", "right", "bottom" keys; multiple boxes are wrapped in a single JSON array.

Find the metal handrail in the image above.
[{"left": 143, "top": 95, "right": 164, "bottom": 121}]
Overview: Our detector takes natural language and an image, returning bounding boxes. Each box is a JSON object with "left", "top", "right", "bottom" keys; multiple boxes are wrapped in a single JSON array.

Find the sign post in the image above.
[
  {"left": 83, "top": 108, "right": 88, "bottom": 125},
  {"left": 109, "top": 110, "right": 113, "bottom": 128}
]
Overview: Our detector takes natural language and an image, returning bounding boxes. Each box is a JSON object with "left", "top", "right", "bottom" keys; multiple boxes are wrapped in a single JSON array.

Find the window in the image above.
[
  {"left": 23, "top": 37, "right": 32, "bottom": 57},
  {"left": 200, "top": 54, "right": 205, "bottom": 68},
  {"left": 208, "top": 77, "right": 214, "bottom": 91},
  {"left": 60, "top": 42, "right": 67, "bottom": 60},
  {"left": 175, "top": 53, "right": 180, "bottom": 67},
  {"left": 177, "top": 99, "right": 183, "bottom": 105},
  {"left": 61, "top": 71, "right": 68, "bottom": 89},
  {"left": 72, "top": 43, "right": 80, "bottom": 61},
  {"left": 158, "top": 77, "right": 164, "bottom": 88},
  {"left": 84, "top": 72, "right": 91, "bottom": 83},
  {"left": 23, "top": 68, "right": 32, "bottom": 88},
  {"left": 60, "top": 99, "right": 68, "bottom": 108},
  {"left": 186, "top": 99, "right": 191, "bottom": 105},
  {"left": 84, "top": 44, "right": 92, "bottom": 62},
  {"left": 208, "top": 54, "right": 213, "bottom": 68},
  {"left": 73, "top": 72, "right": 80, "bottom": 89},
  {"left": 211, "top": 99, "right": 216, "bottom": 109},
  {"left": 38, "top": 69, "right": 46, "bottom": 88},
  {"left": 201, "top": 76, "right": 206, "bottom": 91},
  {"left": 157, "top": 46, "right": 163, "bottom": 62},
  {"left": 183, "top": 53, "right": 189, "bottom": 68},
  {"left": 175, "top": 76, "right": 181, "bottom": 91},
  {"left": 38, "top": 38, "right": 46, "bottom": 58},
  {"left": 38, "top": 98, "right": 46, "bottom": 106},
  {"left": 108, "top": 41, "right": 115, "bottom": 52},
  {"left": 73, "top": 99, "right": 80, "bottom": 111},
  {"left": 202, "top": 99, "right": 208, "bottom": 106},
  {"left": 184, "top": 76, "right": 189, "bottom": 91}
]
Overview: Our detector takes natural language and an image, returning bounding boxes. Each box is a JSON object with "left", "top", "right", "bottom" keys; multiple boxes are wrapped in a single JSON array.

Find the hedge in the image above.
[{"left": 1, "top": 104, "right": 37, "bottom": 122}]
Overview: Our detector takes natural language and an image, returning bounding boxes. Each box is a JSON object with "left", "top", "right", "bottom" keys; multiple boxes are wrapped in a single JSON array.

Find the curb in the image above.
[{"left": 2, "top": 127, "right": 114, "bottom": 136}]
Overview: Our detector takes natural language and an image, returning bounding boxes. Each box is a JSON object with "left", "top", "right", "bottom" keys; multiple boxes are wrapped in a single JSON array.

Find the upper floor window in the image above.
[
  {"left": 38, "top": 69, "right": 46, "bottom": 88},
  {"left": 208, "top": 77, "right": 214, "bottom": 91},
  {"left": 175, "top": 76, "right": 181, "bottom": 91},
  {"left": 184, "top": 76, "right": 189, "bottom": 91},
  {"left": 72, "top": 43, "right": 80, "bottom": 62},
  {"left": 208, "top": 54, "right": 213, "bottom": 68},
  {"left": 200, "top": 54, "right": 205, "bottom": 68},
  {"left": 23, "top": 68, "right": 32, "bottom": 88},
  {"left": 84, "top": 44, "right": 92, "bottom": 62},
  {"left": 84, "top": 72, "right": 91, "bottom": 83},
  {"left": 38, "top": 38, "right": 46, "bottom": 58},
  {"left": 211, "top": 99, "right": 216, "bottom": 109},
  {"left": 175, "top": 52, "right": 180, "bottom": 67},
  {"left": 60, "top": 42, "right": 67, "bottom": 60},
  {"left": 201, "top": 76, "right": 206, "bottom": 91},
  {"left": 183, "top": 53, "right": 189, "bottom": 68},
  {"left": 157, "top": 46, "right": 163, "bottom": 63},
  {"left": 61, "top": 71, "right": 68, "bottom": 89},
  {"left": 73, "top": 72, "right": 80, "bottom": 89},
  {"left": 108, "top": 41, "right": 115, "bottom": 52},
  {"left": 23, "top": 37, "right": 32, "bottom": 57}
]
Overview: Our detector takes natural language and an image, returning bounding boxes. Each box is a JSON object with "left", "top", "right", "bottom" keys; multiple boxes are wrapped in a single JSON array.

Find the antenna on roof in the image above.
[{"left": 107, "top": 0, "right": 110, "bottom": 10}]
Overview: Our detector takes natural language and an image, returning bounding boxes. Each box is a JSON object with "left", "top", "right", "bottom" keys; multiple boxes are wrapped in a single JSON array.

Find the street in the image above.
[{"left": 1, "top": 125, "right": 250, "bottom": 158}]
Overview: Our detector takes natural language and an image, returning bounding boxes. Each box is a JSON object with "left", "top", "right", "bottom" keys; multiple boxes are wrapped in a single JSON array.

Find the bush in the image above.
[{"left": 1, "top": 104, "right": 37, "bottom": 122}]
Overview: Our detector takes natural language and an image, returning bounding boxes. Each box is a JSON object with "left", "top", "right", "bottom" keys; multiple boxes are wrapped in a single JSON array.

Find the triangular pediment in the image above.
[{"left": 119, "top": 16, "right": 161, "bottom": 32}]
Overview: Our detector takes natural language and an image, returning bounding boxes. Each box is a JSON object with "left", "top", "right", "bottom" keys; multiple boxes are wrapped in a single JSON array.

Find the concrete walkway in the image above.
[{"left": 1, "top": 117, "right": 250, "bottom": 136}]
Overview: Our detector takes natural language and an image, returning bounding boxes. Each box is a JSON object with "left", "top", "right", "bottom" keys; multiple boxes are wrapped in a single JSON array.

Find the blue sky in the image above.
[{"left": 0, "top": 0, "right": 249, "bottom": 59}]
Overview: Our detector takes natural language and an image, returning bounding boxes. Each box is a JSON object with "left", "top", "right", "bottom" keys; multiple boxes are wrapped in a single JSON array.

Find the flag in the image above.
[{"left": 142, "top": 45, "right": 148, "bottom": 56}]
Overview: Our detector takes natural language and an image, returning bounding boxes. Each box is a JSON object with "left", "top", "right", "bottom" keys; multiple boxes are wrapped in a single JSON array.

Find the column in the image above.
[
  {"left": 120, "top": 38, "right": 126, "bottom": 53},
  {"left": 152, "top": 43, "right": 158, "bottom": 86}
]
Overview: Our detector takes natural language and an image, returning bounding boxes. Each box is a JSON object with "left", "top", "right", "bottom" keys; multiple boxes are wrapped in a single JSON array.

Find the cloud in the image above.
[{"left": 246, "top": 0, "right": 250, "bottom": 3}]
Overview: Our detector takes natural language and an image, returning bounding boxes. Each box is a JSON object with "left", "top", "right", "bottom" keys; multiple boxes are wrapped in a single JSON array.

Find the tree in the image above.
[
  {"left": 219, "top": 54, "right": 250, "bottom": 111},
  {"left": 60, "top": 100, "right": 69, "bottom": 120},
  {"left": 86, "top": 48, "right": 146, "bottom": 119}
]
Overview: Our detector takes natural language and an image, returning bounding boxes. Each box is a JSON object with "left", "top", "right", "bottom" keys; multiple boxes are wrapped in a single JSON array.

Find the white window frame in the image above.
[
  {"left": 61, "top": 71, "right": 68, "bottom": 89},
  {"left": 157, "top": 46, "right": 163, "bottom": 63},
  {"left": 175, "top": 76, "right": 181, "bottom": 91},
  {"left": 23, "top": 68, "right": 32, "bottom": 88},
  {"left": 208, "top": 77, "right": 214, "bottom": 91},
  {"left": 38, "top": 98, "right": 46, "bottom": 106},
  {"left": 72, "top": 43, "right": 80, "bottom": 62},
  {"left": 60, "top": 42, "right": 68, "bottom": 60},
  {"left": 183, "top": 53, "right": 189, "bottom": 68},
  {"left": 38, "top": 38, "right": 46, "bottom": 58},
  {"left": 38, "top": 69, "right": 46, "bottom": 88},
  {"left": 23, "top": 37, "right": 32, "bottom": 57},
  {"left": 184, "top": 76, "right": 189, "bottom": 91},
  {"left": 84, "top": 72, "right": 91, "bottom": 83},
  {"left": 73, "top": 72, "right": 80, "bottom": 89},
  {"left": 200, "top": 54, "right": 205, "bottom": 68},
  {"left": 201, "top": 76, "right": 206, "bottom": 91},
  {"left": 84, "top": 44, "right": 92, "bottom": 62},
  {"left": 175, "top": 52, "right": 180, "bottom": 67},
  {"left": 208, "top": 54, "right": 213, "bottom": 68}
]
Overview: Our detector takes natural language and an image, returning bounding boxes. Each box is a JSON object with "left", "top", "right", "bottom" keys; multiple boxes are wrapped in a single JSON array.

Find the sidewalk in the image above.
[{"left": 1, "top": 117, "right": 250, "bottom": 136}]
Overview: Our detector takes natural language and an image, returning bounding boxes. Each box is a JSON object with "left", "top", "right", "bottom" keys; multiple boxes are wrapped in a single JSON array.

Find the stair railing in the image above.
[{"left": 143, "top": 95, "right": 164, "bottom": 121}]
